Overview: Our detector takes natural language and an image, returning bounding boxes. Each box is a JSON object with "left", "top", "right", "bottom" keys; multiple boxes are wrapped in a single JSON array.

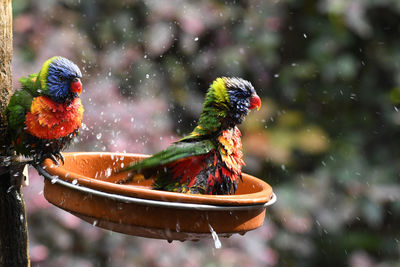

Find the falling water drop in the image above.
[{"left": 209, "top": 224, "right": 222, "bottom": 249}]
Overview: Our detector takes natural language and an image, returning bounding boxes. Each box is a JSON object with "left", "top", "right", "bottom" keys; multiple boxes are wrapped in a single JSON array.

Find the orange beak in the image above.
[
  {"left": 70, "top": 78, "right": 82, "bottom": 95},
  {"left": 249, "top": 93, "right": 261, "bottom": 110}
]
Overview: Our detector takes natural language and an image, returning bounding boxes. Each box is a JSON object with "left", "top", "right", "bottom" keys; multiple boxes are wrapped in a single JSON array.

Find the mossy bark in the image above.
[{"left": 0, "top": 1, "right": 30, "bottom": 266}]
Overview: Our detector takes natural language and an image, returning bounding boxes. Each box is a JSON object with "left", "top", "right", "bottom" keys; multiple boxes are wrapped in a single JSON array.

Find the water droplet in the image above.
[
  {"left": 209, "top": 224, "right": 221, "bottom": 249},
  {"left": 96, "top": 133, "right": 102, "bottom": 140},
  {"left": 145, "top": 74, "right": 150, "bottom": 79},
  {"left": 72, "top": 179, "right": 78, "bottom": 185},
  {"left": 51, "top": 176, "right": 59, "bottom": 184},
  {"left": 194, "top": 37, "right": 199, "bottom": 41}
]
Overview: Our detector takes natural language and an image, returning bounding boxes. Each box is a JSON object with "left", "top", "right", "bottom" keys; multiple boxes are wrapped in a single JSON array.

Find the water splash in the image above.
[
  {"left": 51, "top": 176, "right": 59, "bottom": 184},
  {"left": 7, "top": 185, "right": 14, "bottom": 193},
  {"left": 209, "top": 224, "right": 221, "bottom": 249},
  {"left": 105, "top": 168, "right": 112, "bottom": 178}
]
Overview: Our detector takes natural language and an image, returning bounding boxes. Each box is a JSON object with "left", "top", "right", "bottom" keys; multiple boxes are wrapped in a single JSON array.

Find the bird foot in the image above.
[
  {"left": 34, "top": 152, "right": 65, "bottom": 167},
  {"left": 54, "top": 152, "right": 65, "bottom": 165}
]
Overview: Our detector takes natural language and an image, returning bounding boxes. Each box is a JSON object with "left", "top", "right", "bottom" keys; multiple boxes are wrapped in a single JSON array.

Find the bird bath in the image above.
[{"left": 38, "top": 152, "right": 276, "bottom": 241}]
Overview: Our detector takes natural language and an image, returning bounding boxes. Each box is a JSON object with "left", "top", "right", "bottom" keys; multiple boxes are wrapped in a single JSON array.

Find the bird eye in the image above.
[{"left": 58, "top": 75, "right": 65, "bottom": 81}]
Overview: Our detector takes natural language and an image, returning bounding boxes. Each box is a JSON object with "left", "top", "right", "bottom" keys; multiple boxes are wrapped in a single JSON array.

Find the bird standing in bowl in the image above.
[
  {"left": 6, "top": 56, "right": 84, "bottom": 166},
  {"left": 119, "top": 77, "right": 261, "bottom": 195}
]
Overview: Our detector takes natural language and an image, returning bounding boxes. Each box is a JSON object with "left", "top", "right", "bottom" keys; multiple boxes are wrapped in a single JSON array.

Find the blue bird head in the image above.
[
  {"left": 40, "top": 56, "right": 83, "bottom": 103},
  {"left": 225, "top": 77, "right": 261, "bottom": 126}
]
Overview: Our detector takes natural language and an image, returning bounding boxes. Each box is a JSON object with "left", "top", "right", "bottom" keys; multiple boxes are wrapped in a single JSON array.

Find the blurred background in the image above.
[{"left": 12, "top": 0, "right": 400, "bottom": 266}]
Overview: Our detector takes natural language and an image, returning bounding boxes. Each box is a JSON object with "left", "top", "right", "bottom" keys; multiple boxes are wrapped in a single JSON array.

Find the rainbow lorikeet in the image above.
[
  {"left": 120, "top": 77, "right": 261, "bottom": 195},
  {"left": 6, "top": 56, "right": 84, "bottom": 165}
]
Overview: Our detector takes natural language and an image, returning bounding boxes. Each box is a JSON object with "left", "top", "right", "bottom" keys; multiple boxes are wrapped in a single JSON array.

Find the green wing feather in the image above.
[
  {"left": 6, "top": 75, "right": 37, "bottom": 140},
  {"left": 6, "top": 105, "right": 26, "bottom": 138},
  {"left": 124, "top": 139, "right": 216, "bottom": 172},
  {"left": 19, "top": 73, "right": 41, "bottom": 96}
]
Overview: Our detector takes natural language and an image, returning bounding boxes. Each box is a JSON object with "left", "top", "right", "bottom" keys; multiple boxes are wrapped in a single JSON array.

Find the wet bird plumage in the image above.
[
  {"left": 120, "top": 77, "right": 261, "bottom": 195},
  {"left": 6, "top": 56, "right": 84, "bottom": 164}
]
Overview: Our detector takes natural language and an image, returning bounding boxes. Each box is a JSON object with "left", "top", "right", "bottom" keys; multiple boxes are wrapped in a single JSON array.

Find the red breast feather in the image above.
[
  {"left": 169, "top": 155, "right": 207, "bottom": 185},
  {"left": 25, "top": 96, "right": 84, "bottom": 139},
  {"left": 165, "top": 127, "right": 245, "bottom": 194}
]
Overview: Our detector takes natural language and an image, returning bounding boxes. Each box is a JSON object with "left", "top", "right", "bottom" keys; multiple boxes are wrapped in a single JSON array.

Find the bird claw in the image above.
[
  {"left": 57, "top": 152, "right": 65, "bottom": 165},
  {"left": 49, "top": 154, "right": 60, "bottom": 166},
  {"left": 35, "top": 152, "right": 65, "bottom": 167}
]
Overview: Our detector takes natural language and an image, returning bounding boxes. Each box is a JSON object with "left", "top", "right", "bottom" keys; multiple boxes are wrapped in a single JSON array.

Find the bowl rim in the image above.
[
  {"left": 39, "top": 165, "right": 276, "bottom": 210},
  {"left": 41, "top": 152, "right": 275, "bottom": 206}
]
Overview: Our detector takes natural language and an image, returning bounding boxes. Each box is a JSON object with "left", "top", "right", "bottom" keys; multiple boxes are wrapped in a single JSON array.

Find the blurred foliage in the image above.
[{"left": 11, "top": 0, "right": 400, "bottom": 266}]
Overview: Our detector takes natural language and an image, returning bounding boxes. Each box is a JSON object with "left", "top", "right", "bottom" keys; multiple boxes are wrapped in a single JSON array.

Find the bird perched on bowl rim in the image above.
[
  {"left": 119, "top": 77, "right": 261, "bottom": 195},
  {"left": 6, "top": 56, "right": 84, "bottom": 166}
]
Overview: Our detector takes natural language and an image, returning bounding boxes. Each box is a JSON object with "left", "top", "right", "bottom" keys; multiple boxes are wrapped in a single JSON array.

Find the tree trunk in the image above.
[{"left": 0, "top": 1, "right": 30, "bottom": 266}]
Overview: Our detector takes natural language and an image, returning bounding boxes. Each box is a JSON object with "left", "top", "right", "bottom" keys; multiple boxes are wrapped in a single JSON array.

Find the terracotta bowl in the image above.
[{"left": 39, "top": 152, "right": 276, "bottom": 241}]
